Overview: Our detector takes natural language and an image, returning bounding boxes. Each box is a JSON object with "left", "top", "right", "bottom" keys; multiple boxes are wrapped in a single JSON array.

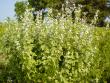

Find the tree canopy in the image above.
[
  {"left": 74, "top": 0, "right": 110, "bottom": 26},
  {"left": 15, "top": 1, "right": 26, "bottom": 21},
  {"left": 15, "top": 0, "right": 110, "bottom": 26}
]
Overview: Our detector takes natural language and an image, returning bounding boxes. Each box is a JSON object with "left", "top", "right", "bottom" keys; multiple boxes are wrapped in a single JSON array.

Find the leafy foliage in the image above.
[
  {"left": 74, "top": 0, "right": 110, "bottom": 26},
  {"left": 0, "top": 8, "right": 110, "bottom": 83},
  {"left": 14, "top": 0, "right": 110, "bottom": 26},
  {"left": 15, "top": 1, "right": 26, "bottom": 21}
]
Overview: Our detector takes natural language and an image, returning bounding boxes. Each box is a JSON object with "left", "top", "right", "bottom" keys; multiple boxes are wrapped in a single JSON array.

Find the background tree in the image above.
[
  {"left": 28, "top": 0, "right": 64, "bottom": 10},
  {"left": 15, "top": 1, "right": 26, "bottom": 21},
  {"left": 28, "top": 0, "right": 47, "bottom": 10},
  {"left": 73, "top": 0, "right": 110, "bottom": 26},
  {"left": 28, "top": 0, "right": 65, "bottom": 19},
  {"left": 15, "top": 0, "right": 110, "bottom": 26}
]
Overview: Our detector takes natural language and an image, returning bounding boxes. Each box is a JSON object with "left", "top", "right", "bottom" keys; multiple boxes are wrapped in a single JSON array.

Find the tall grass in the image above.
[{"left": 0, "top": 8, "right": 110, "bottom": 83}]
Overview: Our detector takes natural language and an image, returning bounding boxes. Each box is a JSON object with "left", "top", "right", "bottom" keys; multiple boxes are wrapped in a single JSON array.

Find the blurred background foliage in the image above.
[{"left": 15, "top": 0, "right": 110, "bottom": 27}]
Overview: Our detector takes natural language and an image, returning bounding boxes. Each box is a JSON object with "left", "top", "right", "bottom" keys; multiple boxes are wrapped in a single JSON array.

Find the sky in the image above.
[{"left": 0, "top": 0, "right": 17, "bottom": 21}]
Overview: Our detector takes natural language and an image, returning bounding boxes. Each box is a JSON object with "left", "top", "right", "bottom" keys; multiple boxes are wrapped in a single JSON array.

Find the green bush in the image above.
[{"left": 0, "top": 9, "right": 110, "bottom": 83}]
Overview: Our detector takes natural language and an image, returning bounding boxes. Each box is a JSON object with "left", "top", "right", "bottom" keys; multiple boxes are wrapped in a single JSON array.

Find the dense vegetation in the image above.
[
  {"left": 15, "top": 0, "right": 110, "bottom": 26},
  {"left": 0, "top": 8, "right": 110, "bottom": 83}
]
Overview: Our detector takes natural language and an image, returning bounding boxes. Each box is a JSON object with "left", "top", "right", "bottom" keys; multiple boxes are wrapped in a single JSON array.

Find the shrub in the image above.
[{"left": 0, "top": 9, "right": 110, "bottom": 83}]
